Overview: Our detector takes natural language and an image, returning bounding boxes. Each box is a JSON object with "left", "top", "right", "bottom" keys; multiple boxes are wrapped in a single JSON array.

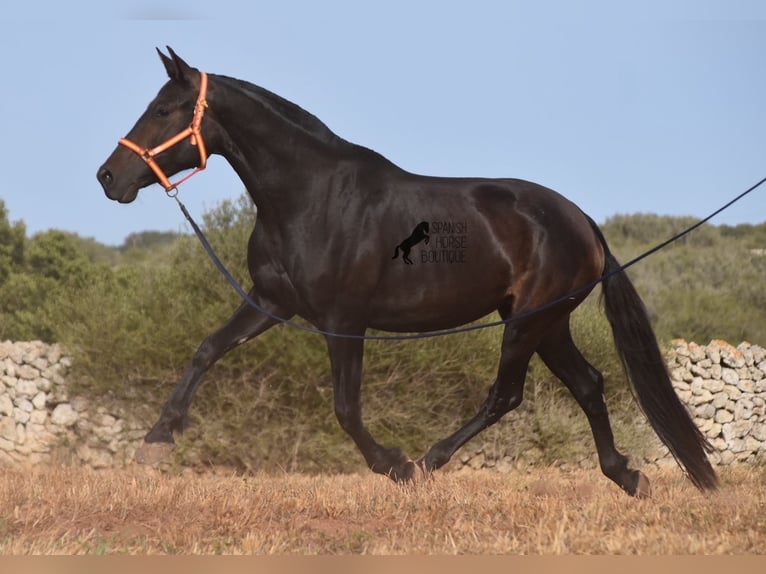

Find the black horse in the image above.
[
  {"left": 97, "top": 48, "right": 717, "bottom": 496},
  {"left": 392, "top": 221, "right": 430, "bottom": 264}
]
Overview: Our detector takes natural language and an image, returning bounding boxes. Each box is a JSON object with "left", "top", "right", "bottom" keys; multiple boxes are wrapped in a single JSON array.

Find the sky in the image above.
[{"left": 1, "top": 1, "right": 766, "bottom": 246}]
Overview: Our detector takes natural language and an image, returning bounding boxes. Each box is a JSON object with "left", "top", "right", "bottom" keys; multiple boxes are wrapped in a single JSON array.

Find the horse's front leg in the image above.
[
  {"left": 135, "top": 290, "right": 291, "bottom": 464},
  {"left": 325, "top": 332, "right": 418, "bottom": 481}
]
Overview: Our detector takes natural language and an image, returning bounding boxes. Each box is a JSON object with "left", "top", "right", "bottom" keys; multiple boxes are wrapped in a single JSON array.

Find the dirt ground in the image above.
[{"left": 0, "top": 463, "right": 764, "bottom": 554}]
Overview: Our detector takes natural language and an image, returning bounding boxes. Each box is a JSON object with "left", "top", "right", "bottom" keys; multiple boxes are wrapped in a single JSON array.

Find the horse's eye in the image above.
[{"left": 155, "top": 107, "right": 170, "bottom": 118}]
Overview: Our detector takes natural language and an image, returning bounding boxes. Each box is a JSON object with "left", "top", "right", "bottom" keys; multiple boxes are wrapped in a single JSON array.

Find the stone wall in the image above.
[
  {"left": 455, "top": 339, "right": 766, "bottom": 472},
  {"left": 667, "top": 339, "right": 766, "bottom": 465},
  {"left": 1, "top": 339, "right": 765, "bottom": 470},
  {"left": 0, "top": 341, "right": 144, "bottom": 468}
]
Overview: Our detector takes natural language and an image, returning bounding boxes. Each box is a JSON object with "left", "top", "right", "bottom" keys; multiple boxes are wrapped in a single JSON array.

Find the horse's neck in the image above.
[{"left": 209, "top": 75, "right": 346, "bottom": 210}]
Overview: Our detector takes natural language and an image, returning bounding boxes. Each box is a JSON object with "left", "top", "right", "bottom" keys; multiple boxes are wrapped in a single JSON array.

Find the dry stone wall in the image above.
[
  {"left": 1, "top": 339, "right": 765, "bottom": 470},
  {"left": 0, "top": 341, "right": 144, "bottom": 468},
  {"left": 456, "top": 339, "right": 766, "bottom": 472},
  {"left": 667, "top": 339, "right": 766, "bottom": 465}
]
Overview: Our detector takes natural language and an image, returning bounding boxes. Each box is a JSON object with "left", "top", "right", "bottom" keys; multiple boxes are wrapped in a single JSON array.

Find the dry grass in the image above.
[{"left": 0, "top": 464, "right": 764, "bottom": 554}]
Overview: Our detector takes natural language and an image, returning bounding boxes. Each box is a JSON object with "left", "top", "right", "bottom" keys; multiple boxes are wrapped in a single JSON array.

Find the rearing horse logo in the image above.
[{"left": 392, "top": 221, "right": 430, "bottom": 264}]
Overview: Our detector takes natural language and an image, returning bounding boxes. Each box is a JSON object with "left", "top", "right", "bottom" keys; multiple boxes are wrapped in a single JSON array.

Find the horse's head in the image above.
[{"left": 97, "top": 47, "right": 210, "bottom": 203}]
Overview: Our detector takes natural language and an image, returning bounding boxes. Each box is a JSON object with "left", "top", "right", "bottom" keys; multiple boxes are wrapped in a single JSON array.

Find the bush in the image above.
[
  {"left": 602, "top": 215, "right": 766, "bottom": 344},
  {"left": 0, "top": 224, "right": 108, "bottom": 341},
  {"left": 34, "top": 200, "right": 766, "bottom": 472},
  {"left": 48, "top": 195, "right": 635, "bottom": 472}
]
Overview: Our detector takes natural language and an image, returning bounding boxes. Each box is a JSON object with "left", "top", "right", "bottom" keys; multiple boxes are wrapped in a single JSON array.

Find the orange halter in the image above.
[{"left": 119, "top": 72, "right": 209, "bottom": 193}]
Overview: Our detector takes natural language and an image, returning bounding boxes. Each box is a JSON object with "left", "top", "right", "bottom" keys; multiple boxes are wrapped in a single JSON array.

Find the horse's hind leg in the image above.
[
  {"left": 136, "top": 290, "right": 289, "bottom": 464},
  {"left": 420, "top": 319, "right": 541, "bottom": 473},
  {"left": 536, "top": 319, "right": 651, "bottom": 497}
]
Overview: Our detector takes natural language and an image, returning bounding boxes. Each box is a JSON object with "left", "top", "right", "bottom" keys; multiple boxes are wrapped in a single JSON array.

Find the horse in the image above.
[
  {"left": 392, "top": 221, "right": 430, "bottom": 264},
  {"left": 97, "top": 47, "right": 718, "bottom": 497}
]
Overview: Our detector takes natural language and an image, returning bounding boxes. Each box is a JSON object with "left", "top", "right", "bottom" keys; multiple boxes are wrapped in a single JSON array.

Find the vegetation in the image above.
[
  {"left": 0, "top": 197, "right": 764, "bottom": 472},
  {"left": 1, "top": 465, "right": 764, "bottom": 553},
  {"left": 602, "top": 213, "right": 766, "bottom": 344}
]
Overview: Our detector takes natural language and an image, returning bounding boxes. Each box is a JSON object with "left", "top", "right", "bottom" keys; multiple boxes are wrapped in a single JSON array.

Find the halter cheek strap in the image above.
[{"left": 119, "top": 71, "right": 209, "bottom": 194}]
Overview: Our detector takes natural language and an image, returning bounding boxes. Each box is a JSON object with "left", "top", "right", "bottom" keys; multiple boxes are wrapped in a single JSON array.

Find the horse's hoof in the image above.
[
  {"left": 134, "top": 441, "right": 175, "bottom": 465},
  {"left": 633, "top": 471, "right": 652, "bottom": 499}
]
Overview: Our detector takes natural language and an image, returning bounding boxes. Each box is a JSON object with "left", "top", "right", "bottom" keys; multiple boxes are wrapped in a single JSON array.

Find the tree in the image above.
[
  {"left": 0, "top": 199, "right": 26, "bottom": 285},
  {"left": 0, "top": 223, "right": 105, "bottom": 341},
  {"left": 25, "top": 230, "right": 93, "bottom": 282}
]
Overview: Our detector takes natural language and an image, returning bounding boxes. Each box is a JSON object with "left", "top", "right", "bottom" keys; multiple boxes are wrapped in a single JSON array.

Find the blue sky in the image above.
[{"left": 1, "top": 1, "right": 765, "bottom": 245}]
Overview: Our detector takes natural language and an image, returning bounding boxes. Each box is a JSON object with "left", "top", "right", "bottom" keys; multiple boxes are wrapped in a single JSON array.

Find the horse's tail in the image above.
[
  {"left": 392, "top": 245, "right": 400, "bottom": 259},
  {"left": 588, "top": 218, "right": 719, "bottom": 490}
]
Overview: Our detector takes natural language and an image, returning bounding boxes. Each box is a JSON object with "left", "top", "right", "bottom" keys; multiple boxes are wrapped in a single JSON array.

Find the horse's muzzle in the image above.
[{"left": 97, "top": 165, "right": 138, "bottom": 203}]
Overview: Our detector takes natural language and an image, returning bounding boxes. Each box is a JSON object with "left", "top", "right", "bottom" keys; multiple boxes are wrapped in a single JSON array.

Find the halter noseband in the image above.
[{"left": 119, "top": 71, "right": 209, "bottom": 193}]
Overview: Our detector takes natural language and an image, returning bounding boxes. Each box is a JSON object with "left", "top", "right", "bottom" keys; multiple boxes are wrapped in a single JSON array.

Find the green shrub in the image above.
[
  {"left": 34, "top": 200, "right": 766, "bottom": 472},
  {"left": 602, "top": 218, "right": 766, "bottom": 344}
]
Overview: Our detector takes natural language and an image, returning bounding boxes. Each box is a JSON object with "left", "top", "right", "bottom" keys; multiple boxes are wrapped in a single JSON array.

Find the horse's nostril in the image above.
[{"left": 97, "top": 167, "right": 114, "bottom": 187}]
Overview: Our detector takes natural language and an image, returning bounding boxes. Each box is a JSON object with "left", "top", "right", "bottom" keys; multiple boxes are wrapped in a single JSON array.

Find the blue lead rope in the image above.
[{"left": 173, "top": 174, "right": 766, "bottom": 340}]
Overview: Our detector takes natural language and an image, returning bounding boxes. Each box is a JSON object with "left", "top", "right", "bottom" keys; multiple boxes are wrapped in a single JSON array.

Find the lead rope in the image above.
[{"left": 172, "top": 174, "right": 766, "bottom": 340}]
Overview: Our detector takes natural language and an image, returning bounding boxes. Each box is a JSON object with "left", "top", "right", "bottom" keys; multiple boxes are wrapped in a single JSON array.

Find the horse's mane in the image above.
[{"left": 214, "top": 74, "right": 350, "bottom": 148}]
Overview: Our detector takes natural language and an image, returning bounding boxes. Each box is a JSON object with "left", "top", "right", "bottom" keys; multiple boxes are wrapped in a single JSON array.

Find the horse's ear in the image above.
[
  {"left": 156, "top": 48, "right": 176, "bottom": 78},
  {"left": 156, "top": 46, "right": 196, "bottom": 82}
]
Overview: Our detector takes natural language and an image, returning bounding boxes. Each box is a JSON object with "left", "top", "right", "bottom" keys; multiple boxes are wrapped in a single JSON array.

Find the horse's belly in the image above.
[{"left": 366, "top": 272, "right": 508, "bottom": 333}]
